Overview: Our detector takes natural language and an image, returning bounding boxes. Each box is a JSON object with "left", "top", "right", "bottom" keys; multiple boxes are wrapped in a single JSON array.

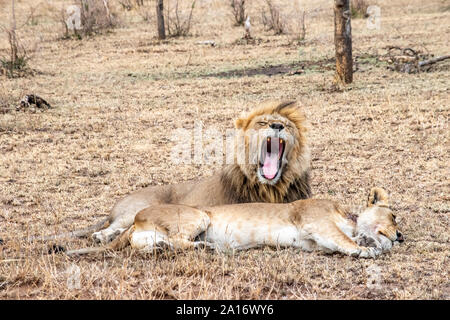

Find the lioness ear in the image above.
[
  {"left": 235, "top": 118, "right": 247, "bottom": 129},
  {"left": 367, "top": 187, "right": 389, "bottom": 207}
]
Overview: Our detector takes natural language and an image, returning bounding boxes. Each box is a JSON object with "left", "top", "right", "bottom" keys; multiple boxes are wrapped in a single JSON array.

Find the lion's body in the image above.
[
  {"left": 67, "top": 188, "right": 403, "bottom": 258},
  {"left": 92, "top": 101, "right": 312, "bottom": 243},
  {"left": 106, "top": 176, "right": 228, "bottom": 231}
]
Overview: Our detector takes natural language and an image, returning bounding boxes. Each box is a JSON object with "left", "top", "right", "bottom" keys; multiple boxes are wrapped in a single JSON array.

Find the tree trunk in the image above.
[
  {"left": 334, "top": 0, "right": 352, "bottom": 84},
  {"left": 156, "top": 0, "right": 165, "bottom": 40}
]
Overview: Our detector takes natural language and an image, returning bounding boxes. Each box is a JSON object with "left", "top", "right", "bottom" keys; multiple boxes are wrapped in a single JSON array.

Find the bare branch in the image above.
[{"left": 419, "top": 55, "right": 450, "bottom": 67}]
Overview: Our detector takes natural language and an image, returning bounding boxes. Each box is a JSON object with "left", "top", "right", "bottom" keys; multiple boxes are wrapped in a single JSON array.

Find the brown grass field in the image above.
[{"left": 0, "top": 0, "right": 449, "bottom": 299}]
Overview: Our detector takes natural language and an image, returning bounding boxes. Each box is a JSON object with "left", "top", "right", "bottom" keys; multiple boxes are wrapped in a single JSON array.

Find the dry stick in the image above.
[
  {"left": 185, "top": 0, "right": 196, "bottom": 35},
  {"left": 0, "top": 258, "right": 25, "bottom": 263},
  {"left": 9, "top": 0, "right": 18, "bottom": 73},
  {"left": 231, "top": 0, "right": 246, "bottom": 26},
  {"left": 65, "top": 247, "right": 110, "bottom": 256},
  {"left": 419, "top": 55, "right": 450, "bottom": 67},
  {"left": 102, "top": 0, "right": 113, "bottom": 26},
  {"left": 299, "top": 10, "right": 306, "bottom": 41},
  {"left": 175, "top": 0, "right": 180, "bottom": 31},
  {"left": 0, "top": 259, "right": 24, "bottom": 263}
]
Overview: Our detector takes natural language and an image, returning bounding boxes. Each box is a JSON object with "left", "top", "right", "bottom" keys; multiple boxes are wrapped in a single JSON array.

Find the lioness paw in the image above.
[
  {"left": 356, "top": 234, "right": 379, "bottom": 248},
  {"left": 92, "top": 231, "right": 106, "bottom": 243},
  {"left": 156, "top": 240, "right": 174, "bottom": 251},
  {"left": 92, "top": 228, "right": 124, "bottom": 244},
  {"left": 359, "top": 247, "right": 382, "bottom": 259},
  {"left": 194, "top": 241, "right": 217, "bottom": 251}
]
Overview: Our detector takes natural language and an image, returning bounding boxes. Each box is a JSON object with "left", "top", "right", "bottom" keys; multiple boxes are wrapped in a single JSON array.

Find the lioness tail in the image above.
[{"left": 64, "top": 226, "right": 132, "bottom": 256}]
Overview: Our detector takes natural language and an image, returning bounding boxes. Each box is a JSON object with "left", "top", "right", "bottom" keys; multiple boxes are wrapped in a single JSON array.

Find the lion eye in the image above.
[
  {"left": 391, "top": 214, "right": 397, "bottom": 225},
  {"left": 377, "top": 230, "right": 388, "bottom": 237},
  {"left": 257, "top": 121, "right": 267, "bottom": 126}
]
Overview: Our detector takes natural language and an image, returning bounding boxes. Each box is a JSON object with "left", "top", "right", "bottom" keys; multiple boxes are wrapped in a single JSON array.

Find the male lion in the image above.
[
  {"left": 39, "top": 101, "right": 311, "bottom": 243},
  {"left": 65, "top": 188, "right": 404, "bottom": 258}
]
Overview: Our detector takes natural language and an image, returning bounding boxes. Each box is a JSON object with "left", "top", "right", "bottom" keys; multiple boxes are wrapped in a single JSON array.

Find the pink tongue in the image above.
[{"left": 262, "top": 153, "right": 278, "bottom": 179}]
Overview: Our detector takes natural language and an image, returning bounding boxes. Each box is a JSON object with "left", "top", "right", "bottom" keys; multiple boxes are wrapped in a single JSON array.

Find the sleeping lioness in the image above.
[{"left": 66, "top": 188, "right": 404, "bottom": 258}]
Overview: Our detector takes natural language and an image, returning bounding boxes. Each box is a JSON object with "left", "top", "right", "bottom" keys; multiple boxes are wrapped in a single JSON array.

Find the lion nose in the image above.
[
  {"left": 396, "top": 231, "right": 404, "bottom": 243},
  {"left": 270, "top": 123, "right": 284, "bottom": 131}
]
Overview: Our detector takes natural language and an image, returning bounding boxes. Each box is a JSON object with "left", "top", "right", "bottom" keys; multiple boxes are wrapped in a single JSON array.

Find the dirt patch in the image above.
[{"left": 202, "top": 58, "right": 335, "bottom": 78}]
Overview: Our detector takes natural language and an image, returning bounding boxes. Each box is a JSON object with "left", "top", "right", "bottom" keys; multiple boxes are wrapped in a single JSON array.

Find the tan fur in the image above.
[
  {"left": 367, "top": 187, "right": 389, "bottom": 207},
  {"left": 90, "top": 100, "right": 311, "bottom": 244},
  {"left": 67, "top": 188, "right": 403, "bottom": 259}
]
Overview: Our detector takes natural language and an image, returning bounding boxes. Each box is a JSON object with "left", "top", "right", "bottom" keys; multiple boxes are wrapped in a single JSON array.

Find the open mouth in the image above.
[{"left": 259, "top": 137, "right": 285, "bottom": 180}]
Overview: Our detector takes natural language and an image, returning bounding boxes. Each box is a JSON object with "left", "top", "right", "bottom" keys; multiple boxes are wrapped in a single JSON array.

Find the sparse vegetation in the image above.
[
  {"left": 118, "top": 0, "right": 145, "bottom": 11},
  {"left": 136, "top": 1, "right": 154, "bottom": 22},
  {"left": 0, "top": 0, "right": 449, "bottom": 300},
  {"left": 79, "top": 0, "right": 117, "bottom": 35},
  {"left": 165, "top": 0, "right": 196, "bottom": 37},
  {"left": 0, "top": 0, "right": 31, "bottom": 78},
  {"left": 291, "top": 10, "right": 306, "bottom": 43},
  {"left": 261, "top": 0, "right": 286, "bottom": 35},
  {"left": 59, "top": 0, "right": 118, "bottom": 39},
  {"left": 230, "top": 0, "right": 246, "bottom": 26},
  {"left": 351, "top": 0, "right": 369, "bottom": 18},
  {"left": 0, "top": 92, "right": 14, "bottom": 114}
]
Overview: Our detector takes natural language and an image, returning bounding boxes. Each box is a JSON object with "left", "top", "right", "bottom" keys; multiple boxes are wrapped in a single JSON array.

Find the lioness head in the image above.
[
  {"left": 234, "top": 100, "right": 309, "bottom": 186},
  {"left": 357, "top": 188, "right": 404, "bottom": 252}
]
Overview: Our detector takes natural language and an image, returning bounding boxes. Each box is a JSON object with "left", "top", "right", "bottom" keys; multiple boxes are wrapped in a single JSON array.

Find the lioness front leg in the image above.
[{"left": 310, "top": 224, "right": 381, "bottom": 258}]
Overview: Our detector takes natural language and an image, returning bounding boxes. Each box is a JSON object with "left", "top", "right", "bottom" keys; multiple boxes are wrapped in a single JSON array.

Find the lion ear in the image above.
[
  {"left": 367, "top": 187, "right": 389, "bottom": 207},
  {"left": 235, "top": 118, "right": 247, "bottom": 129}
]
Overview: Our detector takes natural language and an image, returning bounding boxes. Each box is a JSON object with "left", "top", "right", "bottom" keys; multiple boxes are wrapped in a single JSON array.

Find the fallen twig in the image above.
[
  {"left": 418, "top": 55, "right": 450, "bottom": 67},
  {"left": 0, "top": 259, "right": 24, "bottom": 263},
  {"left": 381, "top": 46, "right": 449, "bottom": 73}
]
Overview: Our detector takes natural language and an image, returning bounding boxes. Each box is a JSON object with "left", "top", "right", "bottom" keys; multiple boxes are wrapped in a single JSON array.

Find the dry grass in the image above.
[
  {"left": 0, "top": 0, "right": 449, "bottom": 299},
  {"left": 261, "top": 0, "right": 286, "bottom": 35},
  {"left": 351, "top": 0, "right": 370, "bottom": 19}
]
